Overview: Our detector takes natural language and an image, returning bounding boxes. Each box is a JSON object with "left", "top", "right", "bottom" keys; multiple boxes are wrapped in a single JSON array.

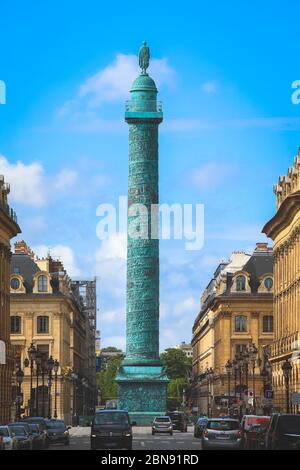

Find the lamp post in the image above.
[
  {"left": 53, "top": 360, "right": 59, "bottom": 419},
  {"left": 35, "top": 351, "right": 42, "bottom": 416},
  {"left": 82, "top": 378, "right": 88, "bottom": 417},
  {"left": 282, "top": 359, "right": 292, "bottom": 413},
  {"left": 206, "top": 368, "right": 214, "bottom": 418},
  {"left": 233, "top": 359, "right": 238, "bottom": 399},
  {"left": 225, "top": 360, "right": 232, "bottom": 415},
  {"left": 248, "top": 343, "right": 258, "bottom": 413},
  {"left": 15, "top": 368, "right": 24, "bottom": 420},
  {"left": 47, "top": 356, "right": 54, "bottom": 419},
  {"left": 71, "top": 371, "right": 78, "bottom": 426},
  {"left": 41, "top": 355, "right": 48, "bottom": 418},
  {"left": 27, "top": 343, "right": 37, "bottom": 417}
]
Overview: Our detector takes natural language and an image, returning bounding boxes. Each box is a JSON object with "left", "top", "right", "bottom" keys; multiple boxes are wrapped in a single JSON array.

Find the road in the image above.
[{"left": 48, "top": 426, "right": 202, "bottom": 451}]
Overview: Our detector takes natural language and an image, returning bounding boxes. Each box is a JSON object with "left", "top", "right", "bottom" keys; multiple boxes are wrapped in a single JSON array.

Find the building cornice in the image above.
[{"left": 262, "top": 191, "right": 300, "bottom": 240}]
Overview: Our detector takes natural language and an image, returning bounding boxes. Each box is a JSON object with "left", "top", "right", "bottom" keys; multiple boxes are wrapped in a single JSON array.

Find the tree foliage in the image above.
[
  {"left": 96, "top": 354, "right": 123, "bottom": 401},
  {"left": 160, "top": 348, "right": 192, "bottom": 380}
]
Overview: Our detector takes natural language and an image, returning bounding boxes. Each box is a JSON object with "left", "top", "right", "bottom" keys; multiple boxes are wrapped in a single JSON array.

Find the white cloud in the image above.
[
  {"left": 54, "top": 169, "right": 78, "bottom": 191},
  {"left": 173, "top": 297, "right": 198, "bottom": 317},
  {"left": 96, "top": 233, "right": 127, "bottom": 260},
  {"left": 33, "top": 244, "right": 81, "bottom": 277},
  {"left": 188, "top": 161, "right": 233, "bottom": 188},
  {"left": 0, "top": 154, "right": 85, "bottom": 207},
  {"left": 201, "top": 81, "right": 217, "bottom": 94},
  {"left": 101, "top": 307, "right": 124, "bottom": 324},
  {"left": 57, "top": 53, "right": 175, "bottom": 131},
  {"left": 0, "top": 155, "right": 45, "bottom": 207}
]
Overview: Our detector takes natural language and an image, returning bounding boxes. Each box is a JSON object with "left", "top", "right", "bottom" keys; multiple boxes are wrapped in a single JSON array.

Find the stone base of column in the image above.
[{"left": 116, "top": 365, "right": 169, "bottom": 425}]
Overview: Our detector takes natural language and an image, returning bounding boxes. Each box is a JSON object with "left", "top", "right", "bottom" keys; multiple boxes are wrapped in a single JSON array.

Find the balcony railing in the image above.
[
  {"left": 125, "top": 100, "right": 163, "bottom": 113},
  {"left": 0, "top": 201, "right": 18, "bottom": 224}
]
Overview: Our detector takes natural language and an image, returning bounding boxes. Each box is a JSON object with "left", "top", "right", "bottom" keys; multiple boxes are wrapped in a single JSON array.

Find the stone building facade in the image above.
[
  {"left": 263, "top": 149, "right": 300, "bottom": 411},
  {"left": 192, "top": 244, "right": 274, "bottom": 416},
  {"left": 0, "top": 177, "right": 20, "bottom": 423},
  {"left": 10, "top": 241, "right": 96, "bottom": 423}
]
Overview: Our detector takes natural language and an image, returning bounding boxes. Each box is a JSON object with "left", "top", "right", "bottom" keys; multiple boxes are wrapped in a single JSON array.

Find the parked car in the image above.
[
  {"left": 265, "top": 413, "right": 300, "bottom": 450},
  {"left": 9, "top": 422, "right": 35, "bottom": 449},
  {"left": 22, "top": 417, "right": 50, "bottom": 447},
  {"left": 152, "top": 416, "right": 173, "bottom": 435},
  {"left": 166, "top": 411, "right": 188, "bottom": 432},
  {"left": 0, "top": 426, "right": 19, "bottom": 450},
  {"left": 202, "top": 418, "right": 242, "bottom": 450},
  {"left": 28, "top": 423, "right": 47, "bottom": 449},
  {"left": 46, "top": 419, "right": 70, "bottom": 445},
  {"left": 91, "top": 410, "right": 133, "bottom": 450},
  {"left": 194, "top": 417, "right": 208, "bottom": 438},
  {"left": 241, "top": 415, "right": 270, "bottom": 449},
  {"left": 7, "top": 425, "right": 32, "bottom": 450}
]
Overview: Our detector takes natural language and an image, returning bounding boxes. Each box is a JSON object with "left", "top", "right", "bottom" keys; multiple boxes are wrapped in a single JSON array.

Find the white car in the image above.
[{"left": 0, "top": 426, "right": 19, "bottom": 450}]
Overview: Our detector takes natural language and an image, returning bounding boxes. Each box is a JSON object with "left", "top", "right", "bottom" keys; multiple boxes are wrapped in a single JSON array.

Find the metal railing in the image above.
[
  {"left": 0, "top": 200, "right": 18, "bottom": 224},
  {"left": 125, "top": 100, "right": 163, "bottom": 112}
]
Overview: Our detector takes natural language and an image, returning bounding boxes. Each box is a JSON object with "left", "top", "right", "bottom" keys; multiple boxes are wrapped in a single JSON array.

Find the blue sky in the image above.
[{"left": 1, "top": 0, "right": 300, "bottom": 350}]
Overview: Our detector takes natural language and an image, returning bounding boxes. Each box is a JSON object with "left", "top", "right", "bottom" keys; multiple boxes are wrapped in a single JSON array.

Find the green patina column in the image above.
[{"left": 116, "top": 42, "right": 169, "bottom": 424}]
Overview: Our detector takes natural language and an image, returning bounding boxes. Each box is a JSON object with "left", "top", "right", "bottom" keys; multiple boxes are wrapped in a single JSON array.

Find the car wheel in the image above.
[
  {"left": 64, "top": 439, "right": 70, "bottom": 446},
  {"left": 152, "top": 431, "right": 155, "bottom": 435},
  {"left": 170, "top": 432, "right": 173, "bottom": 436}
]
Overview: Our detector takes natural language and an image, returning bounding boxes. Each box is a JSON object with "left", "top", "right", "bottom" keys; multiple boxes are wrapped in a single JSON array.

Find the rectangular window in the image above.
[
  {"left": 37, "top": 316, "right": 49, "bottom": 334},
  {"left": 235, "top": 344, "right": 247, "bottom": 356},
  {"left": 263, "top": 315, "right": 274, "bottom": 333},
  {"left": 11, "top": 316, "right": 21, "bottom": 334},
  {"left": 235, "top": 315, "right": 248, "bottom": 332}
]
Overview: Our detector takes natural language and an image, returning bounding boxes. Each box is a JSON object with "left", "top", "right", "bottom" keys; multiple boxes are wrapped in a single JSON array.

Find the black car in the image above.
[
  {"left": 265, "top": 413, "right": 300, "bottom": 450},
  {"left": 22, "top": 417, "right": 50, "bottom": 448},
  {"left": 46, "top": 419, "right": 70, "bottom": 445},
  {"left": 91, "top": 410, "right": 133, "bottom": 450},
  {"left": 28, "top": 423, "right": 47, "bottom": 449},
  {"left": 194, "top": 417, "right": 208, "bottom": 438},
  {"left": 166, "top": 411, "right": 188, "bottom": 432}
]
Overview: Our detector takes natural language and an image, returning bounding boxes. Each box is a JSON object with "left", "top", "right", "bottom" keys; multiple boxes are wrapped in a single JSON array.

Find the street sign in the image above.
[{"left": 291, "top": 392, "right": 300, "bottom": 406}]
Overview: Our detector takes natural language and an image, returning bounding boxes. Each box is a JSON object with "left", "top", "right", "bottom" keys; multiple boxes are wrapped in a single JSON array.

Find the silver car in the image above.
[
  {"left": 152, "top": 416, "right": 173, "bottom": 435},
  {"left": 202, "top": 418, "right": 242, "bottom": 450},
  {"left": 0, "top": 426, "right": 19, "bottom": 450}
]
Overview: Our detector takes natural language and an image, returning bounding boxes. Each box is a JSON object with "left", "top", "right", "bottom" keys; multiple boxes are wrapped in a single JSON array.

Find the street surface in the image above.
[{"left": 48, "top": 426, "right": 202, "bottom": 451}]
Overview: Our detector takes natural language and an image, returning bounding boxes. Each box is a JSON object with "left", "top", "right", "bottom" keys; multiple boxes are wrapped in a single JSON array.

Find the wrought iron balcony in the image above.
[
  {"left": 0, "top": 200, "right": 18, "bottom": 224},
  {"left": 125, "top": 100, "right": 163, "bottom": 113}
]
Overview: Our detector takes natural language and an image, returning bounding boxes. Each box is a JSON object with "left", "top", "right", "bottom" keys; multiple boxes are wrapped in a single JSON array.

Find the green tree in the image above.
[
  {"left": 96, "top": 354, "right": 123, "bottom": 402},
  {"left": 160, "top": 348, "right": 192, "bottom": 380}
]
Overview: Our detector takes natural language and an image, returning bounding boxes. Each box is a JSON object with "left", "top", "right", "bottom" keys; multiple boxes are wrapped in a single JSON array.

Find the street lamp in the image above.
[
  {"left": 40, "top": 355, "right": 48, "bottom": 418},
  {"left": 71, "top": 371, "right": 78, "bottom": 425},
  {"left": 53, "top": 359, "right": 59, "bottom": 419},
  {"left": 35, "top": 350, "right": 42, "bottom": 415},
  {"left": 206, "top": 368, "right": 214, "bottom": 418},
  {"left": 15, "top": 368, "right": 24, "bottom": 420},
  {"left": 282, "top": 359, "right": 292, "bottom": 413},
  {"left": 27, "top": 343, "right": 37, "bottom": 416},
  {"left": 232, "top": 359, "right": 238, "bottom": 399},
  {"left": 248, "top": 343, "right": 258, "bottom": 413},
  {"left": 47, "top": 356, "right": 54, "bottom": 419},
  {"left": 225, "top": 360, "right": 232, "bottom": 415}
]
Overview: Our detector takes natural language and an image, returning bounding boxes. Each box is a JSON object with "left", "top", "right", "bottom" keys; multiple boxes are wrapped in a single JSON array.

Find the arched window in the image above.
[
  {"left": 10, "top": 277, "right": 20, "bottom": 290},
  {"left": 37, "top": 316, "right": 49, "bottom": 334},
  {"left": 11, "top": 316, "right": 21, "bottom": 334},
  {"left": 264, "top": 277, "right": 273, "bottom": 290},
  {"left": 38, "top": 275, "right": 48, "bottom": 293},
  {"left": 235, "top": 315, "right": 248, "bottom": 332},
  {"left": 236, "top": 275, "right": 246, "bottom": 291}
]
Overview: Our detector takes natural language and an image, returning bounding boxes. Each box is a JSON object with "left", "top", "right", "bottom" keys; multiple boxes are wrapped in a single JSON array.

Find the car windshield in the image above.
[
  {"left": 207, "top": 420, "right": 239, "bottom": 431},
  {"left": 279, "top": 416, "right": 300, "bottom": 434},
  {"left": 9, "top": 426, "right": 26, "bottom": 436},
  {"left": 94, "top": 412, "right": 129, "bottom": 425},
  {"left": 29, "top": 424, "right": 39, "bottom": 432},
  {"left": 0, "top": 427, "right": 9, "bottom": 437},
  {"left": 46, "top": 421, "right": 65, "bottom": 429},
  {"left": 155, "top": 417, "right": 170, "bottom": 423}
]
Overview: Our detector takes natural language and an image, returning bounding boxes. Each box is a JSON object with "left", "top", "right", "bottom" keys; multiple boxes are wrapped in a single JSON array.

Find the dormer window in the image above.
[
  {"left": 38, "top": 275, "right": 48, "bottom": 292},
  {"left": 10, "top": 277, "right": 20, "bottom": 290},
  {"left": 236, "top": 275, "right": 246, "bottom": 291},
  {"left": 264, "top": 277, "right": 273, "bottom": 290}
]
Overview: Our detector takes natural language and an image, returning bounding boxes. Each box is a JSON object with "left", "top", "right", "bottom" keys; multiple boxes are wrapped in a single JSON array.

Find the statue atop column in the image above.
[{"left": 138, "top": 41, "right": 150, "bottom": 74}]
